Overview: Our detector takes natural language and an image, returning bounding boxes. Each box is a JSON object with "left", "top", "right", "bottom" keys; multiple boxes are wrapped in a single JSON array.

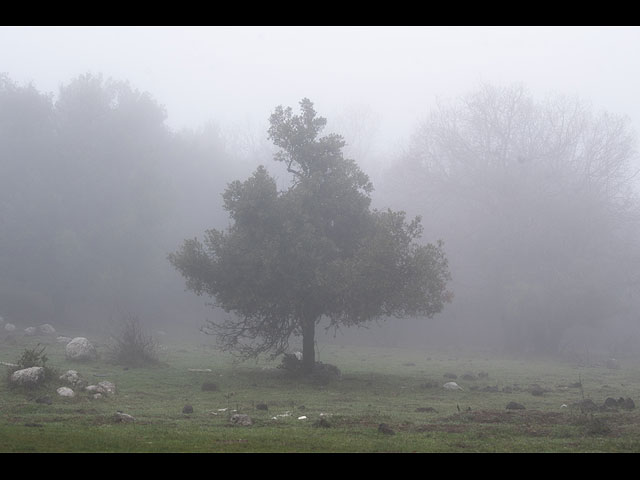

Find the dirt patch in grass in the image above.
[{"left": 446, "top": 409, "right": 569, "bottom": 425}]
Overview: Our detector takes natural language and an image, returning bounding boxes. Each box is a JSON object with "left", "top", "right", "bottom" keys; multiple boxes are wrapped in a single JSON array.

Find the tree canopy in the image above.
[
  {"left": 169, "top": 98, "right": 452, "bottom": 372},
  {"left": 383, "top": 84, "right": 640, "bottom": 353}
]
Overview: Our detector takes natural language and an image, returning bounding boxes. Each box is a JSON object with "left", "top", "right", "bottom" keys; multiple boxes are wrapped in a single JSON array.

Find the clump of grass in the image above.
[{"left": 107, "top": 315, "right": 159, "bottom": 368}]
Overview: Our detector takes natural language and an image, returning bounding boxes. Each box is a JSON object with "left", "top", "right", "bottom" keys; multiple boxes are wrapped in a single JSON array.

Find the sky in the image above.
[{"left": 1, "top": 26, "right": 640, "bottom": 163}]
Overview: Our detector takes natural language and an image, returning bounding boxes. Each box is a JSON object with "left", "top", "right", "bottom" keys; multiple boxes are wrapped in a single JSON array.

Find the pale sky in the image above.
[{"left": 2, "top": 26, "right": 639, "bottom": 160}]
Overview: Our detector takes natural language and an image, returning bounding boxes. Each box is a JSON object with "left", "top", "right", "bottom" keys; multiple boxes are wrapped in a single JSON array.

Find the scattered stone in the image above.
[
  {"left": 57, "top": 336, "right": 73, "bottom": 344},
  {"left": 38, "top": 324, "right": 56, "bottom": 335},
  {"left": 506, "top": 402, "right": 526, "bottom": 410},
  {"left": 443, "top": 373, "right": 458, "bottom": 379},
  {"left": 65, "top": 337, "right": 97, "bottom": 361},
  {"left": 59, "top": 370, "right": 84, "bottom": 387},
  {"left": 230, "top": 414, "right": 253, "bottom": 426},
  {"left": 182, "top": 404, "right": 194, "bottom": 414},
  {"left": 35, "top": 395, "right": 52, "bottom": 405},
  {"left": 113, "top": 412, "right": 135, "bottom": 423},
  {"left": 10, "top": 366, "right": 45, "bottom": 386},
  {"left": 378, "top": 423, "right": 395, "bottom": 435},
  {"left": 92, "top": 393, "right": 103, "bottom": 400},
  {"left": 313, "top": 417, "right": 331, "bottom": 428},
  {"left": 96, "top": 381, "right": 116, "bottom": 395},
  {"left": 297, "top": 416, "right": 307, "bottom": 420},
  {"left": 24, "top": 327, "right": 36, "bottom": 336},
  {"left": 256, "top": 403, "right": 268, "bottom": 411},
  {"left": 4, "top": 323, "right": 16, "bottom": 332},
  {"left": 201, "top": 382, "right": 219, "bottom": 392},
  {"left": 56, "top": 387, "right": 75, "bottom": 397},
  {"left": 443, "top": 381, "right": 463, "bottom": 390}
]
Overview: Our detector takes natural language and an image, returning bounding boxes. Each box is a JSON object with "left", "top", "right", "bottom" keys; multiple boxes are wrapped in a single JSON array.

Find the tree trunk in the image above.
[{"left": 302, "top": 317, "right": 316, "bottom": 374}]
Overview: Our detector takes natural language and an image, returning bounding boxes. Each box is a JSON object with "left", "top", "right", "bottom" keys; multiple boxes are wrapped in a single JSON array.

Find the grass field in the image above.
[{"left": 2, "top": 331, "right": 640, "bottom": 453}]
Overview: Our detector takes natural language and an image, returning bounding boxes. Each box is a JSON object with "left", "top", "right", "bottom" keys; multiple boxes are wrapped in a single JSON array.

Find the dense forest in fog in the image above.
[{"left": 1, "top": 73, "right": 639, "bottom": 357}]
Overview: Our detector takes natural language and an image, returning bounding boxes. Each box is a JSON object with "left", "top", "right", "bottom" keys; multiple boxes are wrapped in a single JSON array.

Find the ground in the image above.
[{"left": 2, "top": 330, "right": 640, "bottom": 453}]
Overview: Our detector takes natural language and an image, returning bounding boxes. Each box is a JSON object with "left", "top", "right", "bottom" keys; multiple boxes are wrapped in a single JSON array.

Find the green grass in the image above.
[{"left": 2, "top": 334, "right": 640, "bottom": 452}]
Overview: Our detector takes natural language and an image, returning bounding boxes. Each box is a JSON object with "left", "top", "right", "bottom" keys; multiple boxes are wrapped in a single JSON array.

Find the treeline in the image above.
[
  {"left": 0, "top": 73, "right": 256, "bottom": 331},
  {"left": 377, "top": 84, "right": 640, "bottom": 355}
]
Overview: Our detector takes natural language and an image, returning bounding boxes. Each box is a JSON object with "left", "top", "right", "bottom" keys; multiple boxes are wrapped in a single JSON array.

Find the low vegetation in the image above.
[
  {"left": 2, "top": 332, "right": 640, "bottom": 452},
  {"left": 106, "top": 316, "right": 159, "bottom": 368}
]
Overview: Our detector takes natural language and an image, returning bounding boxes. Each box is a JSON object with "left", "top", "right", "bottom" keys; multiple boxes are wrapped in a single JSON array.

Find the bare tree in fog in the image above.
[
  {"left": 384, "top": 84, "right": 640, "bottom": 354},
  {"left": 169, "top": 99, "right": 452, "bottom": 373}
]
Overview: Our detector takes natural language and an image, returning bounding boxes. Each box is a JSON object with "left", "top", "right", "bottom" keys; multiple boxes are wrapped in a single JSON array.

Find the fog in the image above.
[{"left": 2, "top": 26, "right": 640, "bottom": 359}]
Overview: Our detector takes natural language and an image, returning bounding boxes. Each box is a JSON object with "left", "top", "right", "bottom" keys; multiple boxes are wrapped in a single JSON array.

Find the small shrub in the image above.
[
  {"left": 107, "top": 316, "right": 158, "bottom": 367},
  {"left": 7, "top": 344, "right": 57, "bottom": 387}
]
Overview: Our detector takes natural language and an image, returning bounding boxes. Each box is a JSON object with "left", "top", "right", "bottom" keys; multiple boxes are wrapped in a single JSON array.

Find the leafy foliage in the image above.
[{"left": 170, "top": 99, "right": 452, "bottom": 371}]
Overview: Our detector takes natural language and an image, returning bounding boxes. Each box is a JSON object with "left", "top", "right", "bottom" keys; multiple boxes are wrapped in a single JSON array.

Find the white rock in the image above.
[
  {"left": 92, "top": 393, "right": 103, "bottom": 400},
  {"left": 56, "top": 386, "right": 75, "bottom": 397},
  {"left": 59, "top": 370, "right": 83, "bottom": 386},
  {"left": 293, "top": 351, "right": 303, "bottom": 361},
  {"left": 85, "top": 385, "right": 99, "bottom": 393},
  {"left": 443, "top": 382, "right": 464, "bottom": 390},
  {"left": 10, "top": 366, "right": 45, "bottom": 386},
  {"left": 113, "top": 412, "right": 135, "bottom": 423},
  {"left": 65, "top": 337, "right": 97, "bottom": 361},
  {"left": 57, "top": 336, "right": 73, "bottom": 343},
  {"left": 297, "top": 416, "right": 307, "bottom": 420},
  {"left": 24, "top": 326, "right": 36, "bottom": 336},
  {"left": 96, "top": 381, "right": 116, "bottom": 395},
  {"left": 5, "top": 323, "right": 16, "bottom": 332},
  {"left": 38, "top": 324, "right": 56, "bottom": 335}
]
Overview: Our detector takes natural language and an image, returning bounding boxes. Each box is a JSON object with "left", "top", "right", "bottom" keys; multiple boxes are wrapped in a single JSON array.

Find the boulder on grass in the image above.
[
  {"left": 56, "top": 387, "right": 75, "bottom": 398},
  {"left": 10, "top": 367, "right": 45, "bottom": 387},
  {"left": 65, "top": 337, "right": 97, "bottom": 361}
]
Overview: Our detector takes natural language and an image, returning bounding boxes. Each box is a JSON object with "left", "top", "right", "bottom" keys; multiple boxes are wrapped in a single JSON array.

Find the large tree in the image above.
[
  {"left": 382, "top": 84, "right": 640, "bottom": 353},
  {"left": 169, "top": 98, "right": 451, "bottom": 372}
]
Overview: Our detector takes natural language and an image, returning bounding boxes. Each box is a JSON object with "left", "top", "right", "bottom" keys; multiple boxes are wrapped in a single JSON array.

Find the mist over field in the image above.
[{"left": 2, "top": 26, "right": 640, "bottom": 360}]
